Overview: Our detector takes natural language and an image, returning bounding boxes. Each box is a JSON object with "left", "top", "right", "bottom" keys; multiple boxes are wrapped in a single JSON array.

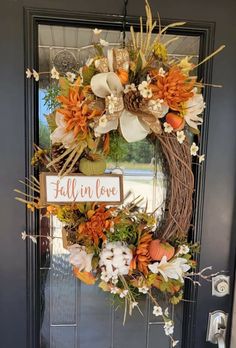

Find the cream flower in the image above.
[
  {"left": 131, "top": 301, "right": 138, "bottom": 309},
  {"left": 158, "top": 67, "right": 166, "bottom": 77},
  {"left": 98, "top": 114, "right": 108, "bottom": 127},
  {"left": 177, "top": 244, "right": 190, "bottom": 255},
  {"left": 51, "top": 66, "right": 60, "bottom": 80},
  {"left": 138, "top": 286, "right": 149, "bottom": 294},
  {"left": 119, "top": 290, "right": 129, "bottom": 298},
  {"left": 26, "top": 68, "right": 32, "bottom": 78},
  {"left": 153, "top": 305, "right": 163, "bottom": 317},
  {"left": 178, "top": 56, "right": 194, "bottom": 75},
  {"left": 183, "top": 91, "right": 205, "bottom": 130},
  {"left": 93, "top": 28, "right": 102, "bottom": 35},
  {"left": 164, "top": 122, "right": 173, "bottom": 133},
  {"left": 124, "top": 83, "right": 137, "bottom": 94},
  {"left": 50, "top": 112, "right": 75, "bottom": 148},
  {"left": 164, "top": 321, "right": 174, "bottom": 335},
  {"left": 32, "top": 69, "right": 39, "bottom": 81},
  {"left": 172, "top": 340, "right": 179, "bottom": 347},
  {"left": 66, "top": 72, "right": 76, "bottom": 82},
  {"left": 190, "top": 142, "right": 199, "bottom": 156},
  {"left": 100, "top": 38, "right": 109, "bottom": 47},
  {"left": 176, "top": 131, "right": 186, "bottom": 144},
  {"left": 68, "top": 244, "right": 93, "bottom": 272},
  {"left": 138, "top": 80, "right": 153, "bottom": 98},
  {"left": 198, "top": 154, "right": 205, "bottom": 163},
  {"left": 21, "top": 231, "right": 27, "bottom": 240},
  {"left": 148, "top": 256, "right": 191, "bottom": 283},
  {"left": 110, "top": 286, "right": 119, "bottom": 294}
]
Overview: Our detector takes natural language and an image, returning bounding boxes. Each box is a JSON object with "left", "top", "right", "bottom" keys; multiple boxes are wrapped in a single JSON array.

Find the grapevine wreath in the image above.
[{"left": 17, "top": 1, "right": 224, "bottom": 345}]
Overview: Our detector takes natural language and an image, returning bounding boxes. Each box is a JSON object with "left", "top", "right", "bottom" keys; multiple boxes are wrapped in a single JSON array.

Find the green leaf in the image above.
[
  {"left": 59, "top": 77, "right": 70, "bottom": 96},
  {"left": 99, "top": 281, "right": 110, "bottom": 292},
  {"left": 189, "top": 126, "right": 200, "bottom": 135},
  {"left": 82, "top": 64, "right": 96, "bottom": 86},
  {"left": 45, "top": 112, "right": 57, "bottom": 132}
]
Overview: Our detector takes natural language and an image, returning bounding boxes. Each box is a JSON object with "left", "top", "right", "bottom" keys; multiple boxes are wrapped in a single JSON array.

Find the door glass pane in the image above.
[{"left": 38, "top": 24, "right": 200, "bottom": 348}]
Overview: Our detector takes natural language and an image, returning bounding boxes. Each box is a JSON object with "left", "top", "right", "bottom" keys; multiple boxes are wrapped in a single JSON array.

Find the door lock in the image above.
[
  {"left": 206, "top": 310, "right": 228, "bottom": 347},
  {"left": 212, "top": 275, "right": 230, "bottom": 297}
]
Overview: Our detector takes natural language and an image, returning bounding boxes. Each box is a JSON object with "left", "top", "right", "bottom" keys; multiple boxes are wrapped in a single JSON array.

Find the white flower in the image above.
[
  {"left": 98, "top": 115, "right": 108, "bottom": 128},
  {"left": 106, "top": 94, "right": 120, "bottom": 114},
  {"left": 26, "top": 68, "right": 32, "bottom": 78},
  {"left": 100, "top": 39, "right": 109, "bottom": 46},
  {"left": 29, "top": 235, "right": 37, "bottom": 244},
  {"left": 190, "top": 142, "right": 199, "bottom": 156},
  {"left": 32, "top": 69, "right": 39, "bottom": 81},
  {"left": 177, "top": 244, "right": 190, "bottom": 255},
  {"left": 138, "top": 286, "right": 149, "bottom": 294},
  {"left": 99, "top": 242, "right": 133, "bottom": 281},
  {"left": 131, "top": 301, "right": 138, "bottom": 309},
  {"left": 183, "top": 92, "right": 205, "bottom": 130},
  {"left": 138, "top": 81, "right": 153, "bottom": 99},
  {"left": 119, "top": 290, "right": 128, "bottom": 298},
  {"left": 68, "top": 244, "right": 93, "bottom": 272},
  {"left": 93, "top": 28, "right": 102, "bottom": 35},
  {"left": 158, "top": 67, "right": 166, "bottom": 77},
  {"left": 172, "top": 340, "right": 179, "bottom": 347},
  {"left": 110, "top": 286, "right": 119, "bottom": 294},
  {"left": 176, "top": 131, "right": 186, "bottom": 144},
  {"left": 164, "top": 320, "right": 174, "bottom": 335},
  {"left": 21, "top": 231, "right": 27, "bottom": 240},
  {"left": 164, "top": 122, "right": 173, "bottom": 133},
  {"left": 198, "top": 154, "right": 205, "bottom": 163},
  {"left": 124, "top": 83, "right": 137, "bottom": 94},
  {"left": 147, "top": 99, "right": 169, "bottom": 118},
  {"left": 66, "top": 72, "right": 76, "bottom": 83},
  {"left": 153, "top": 306, "right": 163, "bottom": 317},
  {"left": 164, "top": 307, "right": 169, "bottom": 317},
  {"left": 51, "top": 66, "right": 60, "bottom": 80},
  {"left": 50, "top": 112, "right": 75, "bottom": 148},
  {"left": 148, "top": 256, "right": 191, "bottom": 283}
]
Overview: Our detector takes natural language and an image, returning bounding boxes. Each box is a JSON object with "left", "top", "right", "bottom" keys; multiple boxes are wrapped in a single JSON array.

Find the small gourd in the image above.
[
  {"left": 149, "top": 239, "right": 175, "bottom": 261},
  {"left": 116, "top": 68, "right": 129, "bottom": 85},
  {"left": 166, "top": 112, "right": 185, "bottom": 131},
  {"left": 79, "top": 156, "right": 106, "bottom": 175}
]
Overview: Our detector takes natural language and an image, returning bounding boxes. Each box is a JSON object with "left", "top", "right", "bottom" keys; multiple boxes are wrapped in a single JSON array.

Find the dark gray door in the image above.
[{"left": 0, "top": 1, "right": 236, "bottom": 348}]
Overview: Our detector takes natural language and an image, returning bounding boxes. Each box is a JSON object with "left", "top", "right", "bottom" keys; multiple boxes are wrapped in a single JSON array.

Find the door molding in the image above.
[{"left": 24, "top": 7, "right": 215, "bottom": 347}]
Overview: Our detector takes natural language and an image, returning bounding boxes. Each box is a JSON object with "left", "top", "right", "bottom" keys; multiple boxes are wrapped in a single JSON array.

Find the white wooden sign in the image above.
[{"left": 40, "top": 172, "right": 123, "bottom": 205}]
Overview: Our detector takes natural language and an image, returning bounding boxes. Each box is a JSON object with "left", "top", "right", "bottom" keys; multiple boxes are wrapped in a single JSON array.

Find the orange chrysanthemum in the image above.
[
  {"left": 150, "top": 67, "right": 195, "bottom": 111},
  {"left": 78, "top": 206, "right": 115, "bottom": 245},
  {"left": 57, "top": 87, "right": 101, "bottom": 139},
  {"left": 130, "top": 233, "right": 152, "bottom": 276}
]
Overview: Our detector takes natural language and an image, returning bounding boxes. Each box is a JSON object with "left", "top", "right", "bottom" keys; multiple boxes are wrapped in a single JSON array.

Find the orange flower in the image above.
[
  {"left": 130, "top": 233, "right": 152, "bottom": 276},
  {"left": 57, "top": 86, "right": 101, "bottom": 139},
  {"left": 150, "top": 67, "right": 195, "bottom": 111},
  {"left": 78, "top": 205, "right": 115, "bottom": 245}
]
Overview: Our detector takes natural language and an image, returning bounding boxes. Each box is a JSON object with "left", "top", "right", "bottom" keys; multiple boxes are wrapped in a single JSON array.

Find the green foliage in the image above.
[
  {"left": 43, "top": 84, "right": 60, "bottom": 112},
  {"left": 107, "top": 221, "right": 137, "bottom": 244},
  {"left": 82, "top": 64, "right": 96, "bottom": 85},
  {"left": 108, "top": 131, "right": 128, "bottom": 163},
  {"left": 39, "top": 121, "right": 50, "bottom": 149},
  {"left": 45, "top": 112, "right": 57, "bottom": 132}
]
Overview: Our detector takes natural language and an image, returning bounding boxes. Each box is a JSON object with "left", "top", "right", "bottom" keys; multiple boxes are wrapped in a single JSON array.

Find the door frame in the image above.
[{"left": 24, "top": 7, "right": 227, "bottom": 348}]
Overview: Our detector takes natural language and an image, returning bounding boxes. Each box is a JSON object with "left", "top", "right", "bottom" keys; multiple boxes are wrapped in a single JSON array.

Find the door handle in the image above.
[
  {"left": 214, "top": 333, "right": 226, "bottom": 348},
  {"left": 206, "top": 310, "right": 228, "bottom": 346}
]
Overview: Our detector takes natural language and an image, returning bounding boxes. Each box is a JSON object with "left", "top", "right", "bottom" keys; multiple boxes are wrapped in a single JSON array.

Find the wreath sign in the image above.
[{"left": 17, "top": 1, "right": 224, "bottom": 345}]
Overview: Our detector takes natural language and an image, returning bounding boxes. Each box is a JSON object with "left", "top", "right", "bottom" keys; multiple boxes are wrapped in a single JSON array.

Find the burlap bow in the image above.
[{"left": 91, "top": 72, "right": 168, "bottom": 142}]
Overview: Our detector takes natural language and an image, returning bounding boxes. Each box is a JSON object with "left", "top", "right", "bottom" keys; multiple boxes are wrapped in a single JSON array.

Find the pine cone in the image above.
[
  {"left": 51, "top": 144, "right": 80, "bottom": 173},
  {"left": 123, "top": 90, "right": 144, "bottom": 113}
]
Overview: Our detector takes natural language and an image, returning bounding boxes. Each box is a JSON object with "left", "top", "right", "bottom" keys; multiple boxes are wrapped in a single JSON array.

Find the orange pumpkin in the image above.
[
  {"left": 116, "top": 68, "right": 129, "bottom": 85},
  {"left": 166, "top": 112, "right": 185, "bottom": 131},
  {"left": 149, "top": 239, "right": 175, "bottom": 261}
]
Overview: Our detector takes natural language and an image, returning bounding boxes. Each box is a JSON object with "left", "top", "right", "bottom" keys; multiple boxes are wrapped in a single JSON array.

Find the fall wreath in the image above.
[{"left": 17, "top": 1, "right": 224, "bottom": 345}]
